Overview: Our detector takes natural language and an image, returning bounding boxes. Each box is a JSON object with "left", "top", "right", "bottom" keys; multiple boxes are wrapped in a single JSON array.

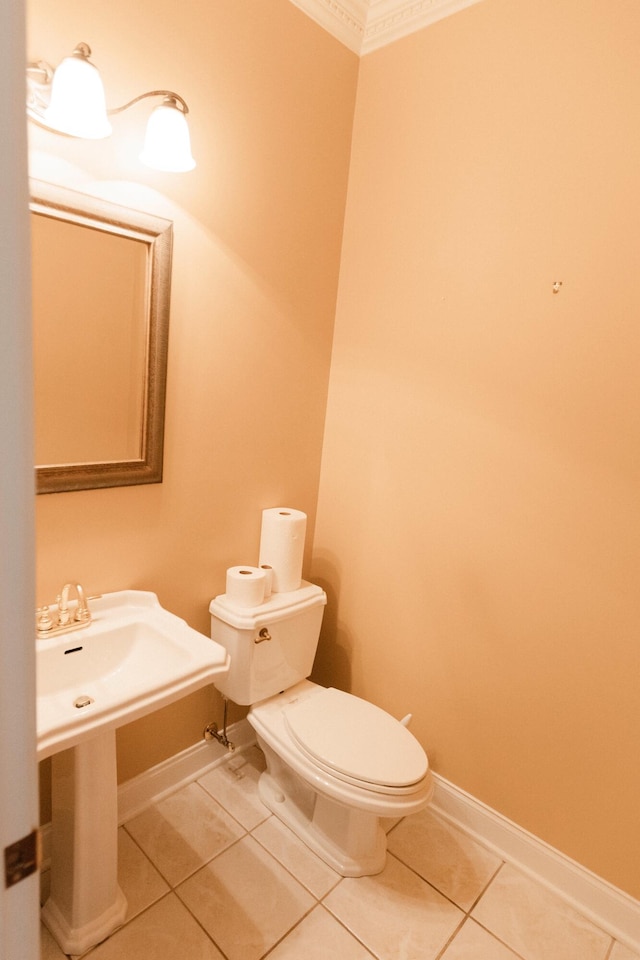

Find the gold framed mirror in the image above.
[{"left": 30, "top": 180, "right": 173, "bottom": 494}]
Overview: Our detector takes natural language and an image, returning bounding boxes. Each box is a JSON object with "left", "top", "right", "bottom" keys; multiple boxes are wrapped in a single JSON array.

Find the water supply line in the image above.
[{"left": 204, "top": 696, "right": 235, "bottom": 751}]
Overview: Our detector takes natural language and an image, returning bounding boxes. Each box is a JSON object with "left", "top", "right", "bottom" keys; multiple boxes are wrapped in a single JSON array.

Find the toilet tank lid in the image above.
[{"left": 209, "top": 580, "right": 326, "bottom": 629}]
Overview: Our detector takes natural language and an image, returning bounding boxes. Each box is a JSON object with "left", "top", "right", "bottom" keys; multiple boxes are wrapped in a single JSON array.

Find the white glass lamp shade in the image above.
[
  {"left": 44, "top": 51, "right": 112, "bottom": 139},
  {"left": 139, "top": 98, "right": 196, "bottom": 172}
]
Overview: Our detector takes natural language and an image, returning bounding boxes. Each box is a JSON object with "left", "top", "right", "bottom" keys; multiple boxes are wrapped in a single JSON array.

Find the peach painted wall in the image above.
[
  {"left": 28, "top": 0, "right": 358, "bottom": 781},
  {"left": 312, "top": 0, "right": 640, "bottom": 898}
]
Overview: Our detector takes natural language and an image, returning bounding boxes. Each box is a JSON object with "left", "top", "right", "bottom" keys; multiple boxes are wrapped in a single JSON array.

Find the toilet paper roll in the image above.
[
  {"left": 258, "top": 508, "right": 307, "bottom": 593},
  {"left": 259, "top": 564, "right": 273, "bottom": 600},
  {"left": 225, "top": 566, "right": 266, "bottom": 608}
]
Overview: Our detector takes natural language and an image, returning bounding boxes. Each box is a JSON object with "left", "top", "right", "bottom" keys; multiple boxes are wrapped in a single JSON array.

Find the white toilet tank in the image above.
[{"left": 209, "top": 581, "right": 327, "bottom": 705}]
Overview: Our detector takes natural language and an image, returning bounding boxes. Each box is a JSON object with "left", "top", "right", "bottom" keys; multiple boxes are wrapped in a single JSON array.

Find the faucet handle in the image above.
[
  {"left": 74, "top": 603, "right": 91, "bottom": 623},
  {"left": 36, "top": 606, "right": 54, "bottom": 632}
]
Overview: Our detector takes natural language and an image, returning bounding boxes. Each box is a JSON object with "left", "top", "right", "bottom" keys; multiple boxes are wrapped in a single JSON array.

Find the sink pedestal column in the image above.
[{"left": 41, "top": 729, "right": 128, "bottom": 955}]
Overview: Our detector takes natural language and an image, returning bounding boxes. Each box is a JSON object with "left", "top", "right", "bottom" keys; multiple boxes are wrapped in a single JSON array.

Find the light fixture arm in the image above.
[
  {"left": 108, "top": 90, "right": 190, "bottom": 117},
  {"left": 26, "top": 60, "right": 54, "bottom": 116},
  {"left": 26, "top": 60, "right": 53, "bottom": 84}
]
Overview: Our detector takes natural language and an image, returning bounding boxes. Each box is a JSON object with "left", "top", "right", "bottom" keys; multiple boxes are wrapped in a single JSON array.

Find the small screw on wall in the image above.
[{"left": 552, "top": 281, "right": 563, "bottom": 294}]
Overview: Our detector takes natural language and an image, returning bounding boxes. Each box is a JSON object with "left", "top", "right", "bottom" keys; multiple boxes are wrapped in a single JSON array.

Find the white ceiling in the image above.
[{"left": 289, "top": 0, "right": 483, "bottom": 55}]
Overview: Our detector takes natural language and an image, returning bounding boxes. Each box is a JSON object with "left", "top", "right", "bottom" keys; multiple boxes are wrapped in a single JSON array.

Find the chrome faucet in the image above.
[{"left": 36, "top": 582, "right": 93, "bottom": 637}]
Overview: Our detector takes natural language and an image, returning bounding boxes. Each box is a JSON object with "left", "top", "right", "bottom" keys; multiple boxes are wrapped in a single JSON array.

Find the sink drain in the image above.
[{"left": 74, "top": 695, "right": 94, "bottom": 709}]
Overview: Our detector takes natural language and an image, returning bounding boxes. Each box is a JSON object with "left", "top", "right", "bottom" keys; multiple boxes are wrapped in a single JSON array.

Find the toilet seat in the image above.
[{"left": 283, "top": 687, "right": 428, "bottom": 795}]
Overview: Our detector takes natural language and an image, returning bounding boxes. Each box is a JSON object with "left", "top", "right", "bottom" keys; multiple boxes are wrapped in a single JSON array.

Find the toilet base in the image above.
[{"left": 256, "top": 736, "right": 387, "bottom": 877}]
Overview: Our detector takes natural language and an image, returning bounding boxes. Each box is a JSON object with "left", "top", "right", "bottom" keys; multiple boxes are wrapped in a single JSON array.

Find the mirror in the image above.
[{"left": 30, "top": 179, "right": 173, "bottom": 494}]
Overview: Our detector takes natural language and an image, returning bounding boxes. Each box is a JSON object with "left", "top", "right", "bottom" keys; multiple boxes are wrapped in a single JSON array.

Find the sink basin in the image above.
[{"left": 36, "top": 589, "right": 230, "bottom": 759}]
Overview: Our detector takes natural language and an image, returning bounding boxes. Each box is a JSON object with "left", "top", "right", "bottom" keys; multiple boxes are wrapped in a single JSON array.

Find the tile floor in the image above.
[{"left": 40, "top": 745, "right": 639, "bottom": 960}]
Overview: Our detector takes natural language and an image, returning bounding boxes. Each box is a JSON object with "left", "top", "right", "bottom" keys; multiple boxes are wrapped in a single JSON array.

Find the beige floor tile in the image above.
[
  {"left": 86, "top": 893, "right": 224, "bottom": 960},
  {"left": 388, "top": 808, "right": 502, "bottom": 910},
  {"left": 324, "top": 852, "right": 464, "bottom": 960},
  {"left": 471, "top": 864, "right": 612, "bottom": 960},
  {"left": 266, "top": 905, "right": 375, "bottom": 959},
  {"left": 124, "top": 781, "right": 245, "bottom": 886},
  {"left": 176, "top": 834, "right": 315, "bottom": 960},
  {"left": 117, "top": 826, "right": 170, "bottom": 920},
  {"left": 199, "top": 746, "right": 269, "bottom": 831},
  {"left": 440, "top": 918, "right": 523, "bottom": 959},
  {"left": 252, "top": 815, "right": 341, "bottom": 898},
  {"left": 40, "top": 923, "right": 67, "bottom": 960},
  {"left": 610, "top": 943, "right": 640, "bottom": 960}
]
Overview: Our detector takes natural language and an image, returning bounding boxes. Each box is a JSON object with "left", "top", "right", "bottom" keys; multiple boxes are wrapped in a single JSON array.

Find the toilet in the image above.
[{"left": 209, "top": 580, "right": 433, "bottom": 877}]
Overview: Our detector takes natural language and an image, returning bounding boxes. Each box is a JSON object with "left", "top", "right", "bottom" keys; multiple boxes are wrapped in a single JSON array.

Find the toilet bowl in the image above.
[
  {"left": 249, "top": 679, "right": 433, "bottom": 875},
  {"left": 210, "top": 581, "right": 433, "bottom": 876}
]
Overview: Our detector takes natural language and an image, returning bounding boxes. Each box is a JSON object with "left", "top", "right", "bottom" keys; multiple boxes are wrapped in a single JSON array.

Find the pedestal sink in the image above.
[{"left": 36, "top": 590, "right": 230, "bottom": 956}]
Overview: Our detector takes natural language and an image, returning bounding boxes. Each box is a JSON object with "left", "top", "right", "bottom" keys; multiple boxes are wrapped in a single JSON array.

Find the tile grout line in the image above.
[
  {"left": 193, "top": 776, "right": 257, "bottom": 835},
  {"left": 315, "top": 900, "right": 384, "bottom": 960},
  {"left": 120, "top": 821, "right": 175, "bottom": 895},
  {"left": 465, "top": 859, "right": 506, "bottom": 915},
  {"left": 237, "top": 826, "right": 354, "bottom": 959},
  {"left": 384, "top": 850, "right": 476, "bottom": 916},
  {"left": 122, "top": 766, "right": 320, "bottom": 960},
  {"left": 432, "top": 915, "right": 468, "bottom": 960},
  {"left": 170, "top": 884, "right": 234, "bottom": 960},
  {"left": 247, "top": 817, "right": 341, "bottom": 901},
  {"left": 73, "top": 890, "right": 176, "bottom": 960},
  {"left": 166, "top": 825, "right": 328, "bottom": 960},
  {"left": 457, "top": 862, "right": 535, "bottom": 959},
  {"left": 466, "top": 915, "right": 531, "bottom": 960},
  {"left": 124, "top": 775, "right": 255, "bottom": 889}
]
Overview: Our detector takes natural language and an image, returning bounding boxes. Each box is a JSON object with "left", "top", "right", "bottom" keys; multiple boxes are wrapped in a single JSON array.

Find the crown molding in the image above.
[
  {"left": 289, "top": 0, "right": 484, "bottom": 54},
  {"left": 363, "top": 0, "right": 485, "bottom": 52},
  {"left": 288, "top": 0, "right": 367, "bottom": 54}
]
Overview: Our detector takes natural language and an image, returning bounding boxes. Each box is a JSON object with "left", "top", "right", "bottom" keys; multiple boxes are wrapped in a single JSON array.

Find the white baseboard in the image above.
[
  {"left": 41, "top": 725, "right": 640, "bottom": 953},
  {"left": 116, "top": 719, "right": 255, "bottom": 823},
  {"left": 430, "top": 774, "right": 640, "bottom": 953}
]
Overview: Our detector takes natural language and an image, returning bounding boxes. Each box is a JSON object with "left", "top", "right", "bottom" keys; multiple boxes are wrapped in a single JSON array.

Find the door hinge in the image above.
[{"left": 4, "top": 828, "right": 41, "bottom": 888}]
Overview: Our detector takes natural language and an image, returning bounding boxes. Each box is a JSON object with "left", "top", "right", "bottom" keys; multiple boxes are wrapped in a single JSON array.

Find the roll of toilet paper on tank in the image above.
[
  {"left": 259, "top": 564, "right": 273, "bottom": 600},
  {"left": 258, "top": 508, "right": 307, "bottom": 593},
  {"left": 225, "top": 566, "right": 266, "bottom": 607}
]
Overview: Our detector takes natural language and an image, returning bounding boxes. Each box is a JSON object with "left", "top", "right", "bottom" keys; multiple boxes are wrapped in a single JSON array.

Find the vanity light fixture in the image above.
[{"left": 26, "top": 43, "right": 196, "bottom": 172}]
